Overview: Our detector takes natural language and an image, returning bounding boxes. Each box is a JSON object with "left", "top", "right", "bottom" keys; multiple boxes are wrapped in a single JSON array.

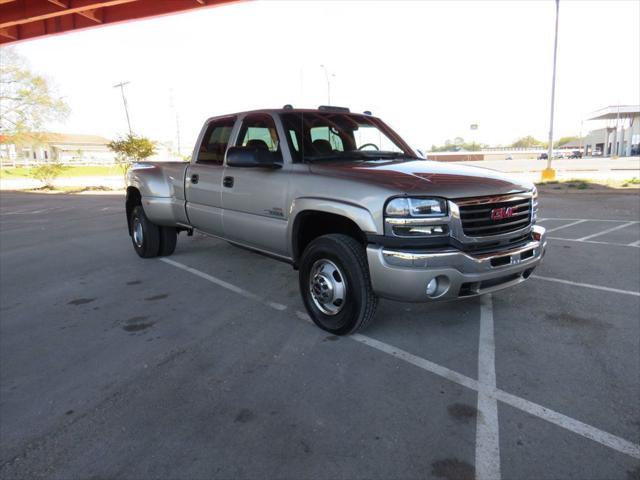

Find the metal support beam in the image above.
[
  {"left": 0, "top": 0, "right": 138, "bottom": 29},
  {"left": 0, "top": 0, "right": 241, "bottom": 45},
  {"left": 77, "top": 8, "right": 103, "bottom": 23}
]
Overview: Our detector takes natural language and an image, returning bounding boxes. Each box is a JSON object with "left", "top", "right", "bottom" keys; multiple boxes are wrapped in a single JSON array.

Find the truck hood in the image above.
[{"left": 309, "top": 159, "right": 533, "bottom": 198}]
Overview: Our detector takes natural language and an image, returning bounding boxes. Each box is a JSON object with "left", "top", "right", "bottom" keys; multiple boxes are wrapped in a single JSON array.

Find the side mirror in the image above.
[{"left": 226, "top": 146, "right": 282, "bottom": 169}]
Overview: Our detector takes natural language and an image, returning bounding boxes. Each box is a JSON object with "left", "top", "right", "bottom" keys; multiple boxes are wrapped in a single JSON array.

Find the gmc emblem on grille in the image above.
[{"left": 491, "top": 206, "right": 514, "bottom": 221}]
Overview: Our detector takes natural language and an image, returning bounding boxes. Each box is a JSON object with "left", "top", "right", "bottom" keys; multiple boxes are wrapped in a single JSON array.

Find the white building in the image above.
[
  {"left": 584, "top": 105, "right": 640, "bottom": 157},
  {"left": 0, "top": 133, "right": 114, "bottom": 166}
]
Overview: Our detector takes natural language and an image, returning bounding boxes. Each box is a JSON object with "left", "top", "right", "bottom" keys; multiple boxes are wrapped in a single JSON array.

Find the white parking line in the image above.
[
  {"left": 476, "top": 294, "right": 501, "bottom": 480},
  {"left": 493, "top": 389, "right": 640, "bottom": 460},
  {"left": 355, "top": 334, "right": 640, "bottom": 460},
  {"left": 159, "top": 258, "right": 288, "bottom": 311},
  {"left": 532, "top": 274, "right": 640, "bottom": 297},
  {"left": 1, "top": 208, "right": 57, "bottom": 215},
  {"left": 544, "top": 219, "right": 588, "bottom": 233},
  {"left": 548, "top": 236, "right": 640, "bottom": 247},
  {"left": 351, "top": 334, "right": 480, "bottom": 391},
  {"left": 160, "top": 258, "right": 640, "bottom": 462},
  {"left": 576, "top": 221, "right": 637, "bottom": 241},
  {"left": 539, "top": 218, "right": 639, "bottom": 223}
]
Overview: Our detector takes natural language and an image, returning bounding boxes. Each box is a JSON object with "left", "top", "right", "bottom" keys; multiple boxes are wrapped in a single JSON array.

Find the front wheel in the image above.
[{"left": 299, "top": 234, "right": 378, "bottom": 335}]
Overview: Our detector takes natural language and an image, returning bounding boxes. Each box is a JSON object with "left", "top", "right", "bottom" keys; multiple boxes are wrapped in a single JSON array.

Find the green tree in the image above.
[
  {"left": 510, "top": 136, "right": 544, "bottom": 148},
  {"left": 555, "top": 136, "right": 580, "bottom": 147},
  {"left": 108, "top": 133, "right": 157, "bottom": 175},
  {"left": 430, "top": 138, "right": 486, "bottom": 152},
  {"left": 0, "top": 48, "right": 69, "bottom": 144}
]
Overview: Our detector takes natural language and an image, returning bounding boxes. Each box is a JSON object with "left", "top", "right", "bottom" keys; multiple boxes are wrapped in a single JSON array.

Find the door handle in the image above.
[
  {"left": 190, "top": 174, "right": 199, "bottom": 184},
  {"left": 223, "top": 176, "right": 234, "bottom": 188}
]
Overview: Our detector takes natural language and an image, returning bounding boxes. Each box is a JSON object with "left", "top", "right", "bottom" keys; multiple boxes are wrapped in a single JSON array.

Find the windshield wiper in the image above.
[
  {"left": 304, "top": 151, "right": 414, "bottom": 162},
  {"left": 304, "top": 152, "right": 365, "bottom": 162}
]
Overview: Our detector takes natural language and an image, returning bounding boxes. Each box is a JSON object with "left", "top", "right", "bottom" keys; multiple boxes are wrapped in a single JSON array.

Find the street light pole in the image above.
[
  {"left": 320, "top": 65, "right": 334, "bottom": 105},
  {"left": 543, "top": 0, "right": 560, "bottom": 180},
  {"left": 113, "top": 81, "right": 132, "bottom": 135}
]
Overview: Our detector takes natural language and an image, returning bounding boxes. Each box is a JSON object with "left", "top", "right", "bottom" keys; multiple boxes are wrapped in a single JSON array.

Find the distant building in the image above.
[
  {"left": 0, "top": 133, "right": 114, "bottom": 166},
  {"left": 584, "top": 105, "right": 639, "bottom": 157}
]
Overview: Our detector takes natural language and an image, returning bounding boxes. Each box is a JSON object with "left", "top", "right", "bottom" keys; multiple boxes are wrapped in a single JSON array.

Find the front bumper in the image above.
[{"left": 366, "top": 225, "right": 547, "bottom": 302}]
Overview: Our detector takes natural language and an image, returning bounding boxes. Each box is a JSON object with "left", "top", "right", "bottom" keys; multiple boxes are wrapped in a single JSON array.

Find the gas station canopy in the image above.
[
  {"left": 0, "top": 0, "right": 238, "bottom": 45},
  {"left": 587, "top": 105, "right": 640, "bottom": 121}
]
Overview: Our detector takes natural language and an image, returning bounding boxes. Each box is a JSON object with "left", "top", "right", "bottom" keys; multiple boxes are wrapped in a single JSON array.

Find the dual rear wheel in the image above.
[{"left": 130, "top": 205, "right": 177, "bottom": 258}]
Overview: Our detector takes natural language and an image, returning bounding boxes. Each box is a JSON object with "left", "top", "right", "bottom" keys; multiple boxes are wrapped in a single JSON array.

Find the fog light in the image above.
[{"left": 426, "top": 278, "right": 438, "bottom": 296}]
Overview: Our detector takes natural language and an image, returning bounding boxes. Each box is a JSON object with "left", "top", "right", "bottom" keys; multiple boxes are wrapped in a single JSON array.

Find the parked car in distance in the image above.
[
  {"left": 568, "top": 150, "right": 583, "bottom": 159},
  {"left": 126, "top": 106, "right": 546, "bottom": 334},
  {"left": 537, "top": 152, "right": 548, "bottom": 160}
]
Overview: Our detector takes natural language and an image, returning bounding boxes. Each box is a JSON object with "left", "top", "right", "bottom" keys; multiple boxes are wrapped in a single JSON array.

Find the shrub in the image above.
[{"left": 29, "top": 162, "right": 67, "bottom": 188}]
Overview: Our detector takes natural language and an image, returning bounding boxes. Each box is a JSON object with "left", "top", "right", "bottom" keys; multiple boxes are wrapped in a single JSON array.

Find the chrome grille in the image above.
[{"left": 458, "top": 197, "right": 532, "bottom": 237}]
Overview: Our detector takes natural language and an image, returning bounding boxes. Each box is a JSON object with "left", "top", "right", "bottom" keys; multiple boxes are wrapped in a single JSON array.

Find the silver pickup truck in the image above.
[{"left": 126, "top": 106, "right": 546, "bottom": 334}]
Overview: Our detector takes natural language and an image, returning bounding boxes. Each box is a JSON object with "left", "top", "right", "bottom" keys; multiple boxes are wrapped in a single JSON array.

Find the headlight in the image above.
[
  {"left": 385, "top": 197, "right": 447, "bottom": 217},
  {"left": 384, "top": 197, "right": 449, "bottom": 237}
]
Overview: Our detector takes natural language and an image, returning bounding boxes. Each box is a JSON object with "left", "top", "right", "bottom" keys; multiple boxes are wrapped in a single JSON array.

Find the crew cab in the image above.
[{"left": 126, "top": 106, "right": 546, "bottom": 334}]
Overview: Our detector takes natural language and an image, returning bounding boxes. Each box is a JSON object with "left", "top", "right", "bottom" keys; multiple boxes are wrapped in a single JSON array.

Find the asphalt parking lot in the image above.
[{"left": 0, "top": 190, "right": 639, "bottom": 480}]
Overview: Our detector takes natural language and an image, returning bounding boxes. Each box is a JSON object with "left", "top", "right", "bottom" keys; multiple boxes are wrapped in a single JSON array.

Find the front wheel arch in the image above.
[{"left": 291, "top": 210, "right": 367, "bottom": 267}]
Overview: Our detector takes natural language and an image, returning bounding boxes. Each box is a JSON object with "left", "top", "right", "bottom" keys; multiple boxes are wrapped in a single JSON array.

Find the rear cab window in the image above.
[{"left": 197, "top": 116, "right": 236, "bottom": 164}]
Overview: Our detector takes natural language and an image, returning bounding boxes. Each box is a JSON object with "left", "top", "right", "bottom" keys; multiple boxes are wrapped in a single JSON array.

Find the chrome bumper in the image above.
[{"left": 366, "top": 225, "right": 547, "bottom": 302}]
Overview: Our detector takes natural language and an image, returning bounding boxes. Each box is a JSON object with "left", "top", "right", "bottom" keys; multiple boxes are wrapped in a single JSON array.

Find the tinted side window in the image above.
[
  {"left": 310, "top": 126, "right": 344, "bottom": 151},
  {"left": 197, "top": 117, "right": 236, "bottom": 164},
  {"left": 236, "top": 114, "right": 280, "bottom": 154}
]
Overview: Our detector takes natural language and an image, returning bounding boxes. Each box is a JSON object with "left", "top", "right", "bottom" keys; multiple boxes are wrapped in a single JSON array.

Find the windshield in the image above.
[{"left": 280, "top": 112, "right": 417, "bottom": 162}]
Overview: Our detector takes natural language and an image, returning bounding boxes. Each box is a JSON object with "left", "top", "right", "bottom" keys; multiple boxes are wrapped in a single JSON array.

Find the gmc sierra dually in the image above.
[{"left": 126, "top": 106, "right": 546, "bottom": 334}]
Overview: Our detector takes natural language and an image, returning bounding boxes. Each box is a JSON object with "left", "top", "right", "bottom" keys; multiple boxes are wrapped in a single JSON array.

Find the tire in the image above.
[
  {"left": 130, "top": 205, "right": 160, "bottom": 258},
  {"left": 299, "top": 234, "right": 378, "bottom": 335},
  {"left": 158, "top": 227, "right": 177, "bottom": 256}
]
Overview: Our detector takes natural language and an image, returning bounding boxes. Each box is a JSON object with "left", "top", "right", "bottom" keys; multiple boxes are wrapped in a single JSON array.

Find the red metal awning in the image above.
[{"left": 0, "top": 0, "right": 242, "bottom": 45}]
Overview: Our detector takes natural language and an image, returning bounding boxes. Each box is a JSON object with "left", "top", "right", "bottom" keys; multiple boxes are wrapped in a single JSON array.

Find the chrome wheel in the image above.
[
  {"left": 309, "top": 259, "right": 347, "bottom": 315},
  {"left": 133, "top": 217, "right": 144, "bottom": 248}
]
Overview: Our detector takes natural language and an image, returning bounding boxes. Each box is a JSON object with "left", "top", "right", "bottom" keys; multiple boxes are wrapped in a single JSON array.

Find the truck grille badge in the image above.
[{"left": 490, "top": 206, "right": 514, "bottom": 221}]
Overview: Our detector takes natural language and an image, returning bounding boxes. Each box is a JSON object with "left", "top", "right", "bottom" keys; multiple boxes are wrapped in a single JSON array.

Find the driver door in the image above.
[{"left": 221, "top": 113, "right": 290, "bottom": 257}]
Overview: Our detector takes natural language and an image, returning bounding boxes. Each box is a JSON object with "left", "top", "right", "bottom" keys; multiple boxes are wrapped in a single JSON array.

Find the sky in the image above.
[{"left": 4, "top": 0, "right": 640, "bottom": 155}]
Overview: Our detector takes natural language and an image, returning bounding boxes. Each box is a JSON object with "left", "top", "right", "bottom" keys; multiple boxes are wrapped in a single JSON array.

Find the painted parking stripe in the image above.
[
  {"left": 351, "top": 334, "right": 480, "bottom": 391},
  {"left": 532, "top": 274, "right": 640, "bottom": 297},
  {"left": 475, "top": 294, "right": 501, "bottom": 480},
  {"left": 354, "top": 333, "right": 640, "bottom": 460},
  {"left": 539, "top": 218, "right": 639, "bottom": 223},
  {"left": 160, "top": 258, "right": 640, "bottom": 462},
  {"left": 544, "top": 219, "right": 588, "bottom": 233},
  {"left": 355, "top": 334, "right": 640, "bottom": 460},
  {"left": 159, "top": 257, "right": 287, "bottom": 311},
  {"left": 493, "top": 389, "right": 640, "bottom": 460},
  {"left": 548, "top": 236, "right": 640, "bottom": 247},
  {"left": 576, "top": 221, "right": 637, "bottom": 241}
]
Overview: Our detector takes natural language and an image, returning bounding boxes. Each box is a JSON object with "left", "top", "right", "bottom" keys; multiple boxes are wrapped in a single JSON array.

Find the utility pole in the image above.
[
  {"left": 169, "top": 89, "right": 181, "bottom": 159},
  {"left": 320, "top": 64, "right": 335, "bottom": 105},
  {"left": 543, "top": 0, "right": 560, "bottom": 180},
  {"left": 113, "top": 81, "right": 132, "bottom": 135}
]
